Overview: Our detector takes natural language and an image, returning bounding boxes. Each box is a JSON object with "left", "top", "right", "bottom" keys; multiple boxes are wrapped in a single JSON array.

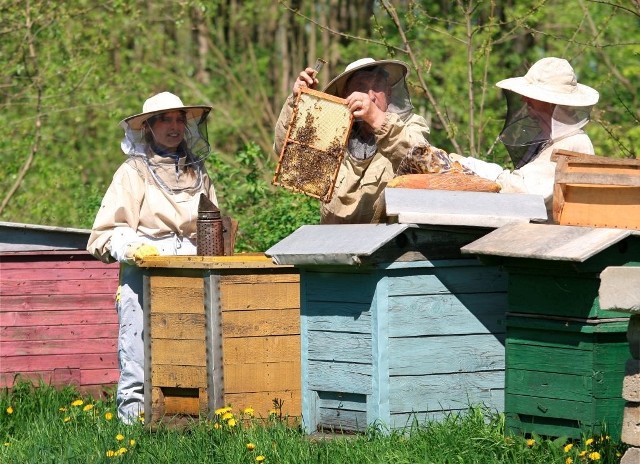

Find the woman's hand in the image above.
[
  {"left": 292, "top": 67, "right": 319, "bottom": 95},
  {"left": 345, "top": 92, "right": 386, "bottom": 129}
]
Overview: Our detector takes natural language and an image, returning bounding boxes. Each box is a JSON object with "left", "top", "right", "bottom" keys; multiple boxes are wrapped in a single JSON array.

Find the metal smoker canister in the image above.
[{"left": 196, "top": 193, "right": 224, "bottom": 256}]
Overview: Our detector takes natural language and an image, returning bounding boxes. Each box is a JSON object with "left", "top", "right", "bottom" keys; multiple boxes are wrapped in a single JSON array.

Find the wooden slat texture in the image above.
[
  {"left": 0, "top": 249, "right": 119, "bottom": 393},
  {"left": 144, "top": 260, "right": 302, "bottom": 425},
  {"left": 222, "top": 308, "right": 299, "bottom": 337}
]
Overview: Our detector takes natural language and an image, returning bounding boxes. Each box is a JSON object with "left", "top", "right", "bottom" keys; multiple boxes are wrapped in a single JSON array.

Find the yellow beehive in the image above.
[
  {"left": 140, "top": 254, "right": 301, "bottom": 427},
  {"left": 552, "top": 149, "right": 640, "bottom": 230},
  {"left": 273, "top": 87, "right": 353, "bottom": 202}
]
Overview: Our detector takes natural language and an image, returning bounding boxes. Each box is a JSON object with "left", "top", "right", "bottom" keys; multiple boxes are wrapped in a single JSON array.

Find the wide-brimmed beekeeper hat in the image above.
[
  {"left": 120, "top": 92, "right": 212, "bottom": 130},
  {"left": 496, "top": 57, "right": 599, "bottom": 107},
  {"left": 323, "top": 58, "right": 409, "bottom": 98}
]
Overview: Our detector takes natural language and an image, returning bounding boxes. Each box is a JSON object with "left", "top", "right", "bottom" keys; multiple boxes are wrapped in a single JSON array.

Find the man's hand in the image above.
[{"left": 292, "top": 67, "right": 318, "bottom": 95}]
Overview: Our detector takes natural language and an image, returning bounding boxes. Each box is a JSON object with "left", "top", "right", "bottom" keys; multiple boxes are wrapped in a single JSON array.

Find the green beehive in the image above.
[{"left": 462, "top": 222, "right": 640, "bottom": 440}]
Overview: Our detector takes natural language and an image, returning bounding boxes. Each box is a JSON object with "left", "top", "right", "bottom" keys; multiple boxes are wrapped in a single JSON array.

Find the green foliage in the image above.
[
  {"left": 0, "top": 0, "right": 638, "bottom": 241},
  {"left": 207, "top": 142, "right": 320, "bottom": 252}
]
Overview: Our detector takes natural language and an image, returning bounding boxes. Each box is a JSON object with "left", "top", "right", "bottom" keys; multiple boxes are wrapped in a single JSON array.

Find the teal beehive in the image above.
[{"left": 267, "top": 223, "right": 508, "bottom": 433}]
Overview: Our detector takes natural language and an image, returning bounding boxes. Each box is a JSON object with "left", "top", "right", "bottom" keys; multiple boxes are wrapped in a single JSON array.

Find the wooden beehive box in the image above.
[
  {"left": 267, "top": 224, "right": 508, "bottom": 433},
  {"left": 0, "top": 222, "right": 119, "bottom": 398},
  {"left": 272, "top": 87, "right": 353, "bottom": 202},
  {"left": 462, "top": 222, "right": 640, "bottom": 439},
  {"left": 552, "top": 150, "right": 640, "bottom": 229},
  {"left": 138, "top": 254, "right": 301, "bottom": 426}
]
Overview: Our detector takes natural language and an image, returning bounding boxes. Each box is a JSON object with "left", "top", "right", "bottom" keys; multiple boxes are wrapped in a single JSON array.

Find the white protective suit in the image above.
[{"left": 87, "top": 92, "right": 217, "bottom": 424}]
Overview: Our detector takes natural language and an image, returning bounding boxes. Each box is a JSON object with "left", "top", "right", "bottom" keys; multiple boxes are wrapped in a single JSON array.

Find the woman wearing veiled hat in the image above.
[
  {"left": 451, "top": 57, "right": 600, "bottom": 214},
  {"left": 87, "top": 91, "right": 218, "bottom": 424},
  {"left": 274, "top": 58, "right": 431, "bottom": 224}
]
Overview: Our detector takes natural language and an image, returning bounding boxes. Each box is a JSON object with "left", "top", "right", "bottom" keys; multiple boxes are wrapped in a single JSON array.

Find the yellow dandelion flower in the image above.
[
  {"left": 63, "top": 416, "right": 71, "bottom": 423},
  {"left": 4, "top": 442, "right": 11, "bottom": 446},
  {"left": 59, "top": 407, "right": 67, "bottom": 412},
  {"left": 526, "top": 438, "right": 535, "bottom": 447},
  {"left": 129, "top": 439, "right": 136, "bottom": 446},
  {"left": 83, "top": 404, "right": 94, "bottom": 412},
  {"left": 106, "top": 450, "right": 116, "bottom": 457},
  {"left": 213, "top": 422, "right": 221, "bottom": 429},
  {"left": 588, "top": 451, "right": 601, "bottom": 461},
  {"left": 6, "top": 406, "right": 14, "bottom": 414},
  {"left": 246, "top": 442, "right": 256, "bottom": 451},
  {"left": 222, "top": 412, "right": 234, "bottom": 421},
  {"left": 585, "top": 438, "right": 594, "bottom": 446},
  {"left": 579, "top": 450, "right": 587, "bottom": 457},
  {"left": 118, "top": 447, "right": 128, "bottom": 454},
  {"left": 243, "top": 407, "right": 255, "bottom": 416},
  {"left": 215, "top": 406, "right": 232, "bottom": 415},
  {"left": 564, "top": 443, "right": 574, "bottom": 453},
  {"left": 268, "top": 409, "right": 277, "bottom": 416},
  {"left": 565, "top": 458, "right": 573, "bottom": 464},
  {"left": 228, "top": 418, "right": 237, "bottom": 427},
  {"left": 105, "top": 412, "right": 113, "bottom": 421},
  {"left": 256, "top": 456, "right": 266, "bottom": 462},
  {"left": 115, "top": 434, "right": 125, "bottom": 441},
  {"left": 71, "top": 399, "right": 84, "bottom": 407},
  {"left": 137, "top": 415, "right": 144, "bottom": 424}
]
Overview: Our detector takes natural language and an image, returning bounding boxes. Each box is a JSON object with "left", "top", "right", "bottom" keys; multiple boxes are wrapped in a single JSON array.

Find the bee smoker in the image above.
[{"left": 196, "top": 193, "right": 224, "bottom": 256}]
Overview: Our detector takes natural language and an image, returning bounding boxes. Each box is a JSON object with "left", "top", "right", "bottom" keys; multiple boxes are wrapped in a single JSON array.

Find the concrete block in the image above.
[
  {"left": 620, "top": 446, "right": 640, "bottom": 464},
  {"left": 629, "top": 315, "right": 640, "bottom": 359},
  {"left": 624, "top": 359, "right": 640, "bottom": 402},
  {"left": 621, "top": 402, "right": 640, "bottom": 447},
  {"left": 599, "top": 266, "right": 640, "bottom": 314}
]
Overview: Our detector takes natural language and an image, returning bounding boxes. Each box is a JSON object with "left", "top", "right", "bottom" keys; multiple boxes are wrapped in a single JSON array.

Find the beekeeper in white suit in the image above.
[
  {"left": 451, "top": 57, "right": 599, "bottom": 214},
  {"left": 87, "top": 91, "right": 218, "bottom": 424}
]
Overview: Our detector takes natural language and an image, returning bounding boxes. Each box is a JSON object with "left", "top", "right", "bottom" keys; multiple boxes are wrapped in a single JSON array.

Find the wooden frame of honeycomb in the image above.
[{"left": 273, "top": 87, "right": 353, "bottom": 203}]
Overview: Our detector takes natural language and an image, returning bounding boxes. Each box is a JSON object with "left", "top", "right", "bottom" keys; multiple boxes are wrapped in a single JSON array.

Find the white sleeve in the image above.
[{"left": 109, "top": 226, "right": 143, "bottom": 263}]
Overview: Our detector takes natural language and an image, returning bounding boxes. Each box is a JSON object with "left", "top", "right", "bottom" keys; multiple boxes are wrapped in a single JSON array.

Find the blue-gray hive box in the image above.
[{"left": 266, "top": 223, "right": 509, "bottom": 433}]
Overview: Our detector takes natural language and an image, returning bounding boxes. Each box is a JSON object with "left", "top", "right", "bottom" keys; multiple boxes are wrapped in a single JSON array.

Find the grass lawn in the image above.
[{"left": 0, "top": 380, "right": 627, "bottom": 463}]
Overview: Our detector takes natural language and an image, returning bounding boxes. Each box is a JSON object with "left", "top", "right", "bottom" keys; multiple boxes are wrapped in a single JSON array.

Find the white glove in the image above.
[
  {"left": 125, "top": 243, "right": 159, "bottom": 263},
  {"left": 109, "top": 227, "right": 159, "bottom": 264},
  {"left": 457, "top": 156, "right": 504, "bottom": 182}
]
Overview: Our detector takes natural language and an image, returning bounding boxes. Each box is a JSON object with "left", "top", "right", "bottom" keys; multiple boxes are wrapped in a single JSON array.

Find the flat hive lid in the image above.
[
  {"left": 461, "top": 222, "right": 634, "bottom": 262},
  {"left": 385, "top": 188, "right": 547, "bottom": 227},
  {"left": 265, "top": 224, "right": 410, "bottom": 265}
]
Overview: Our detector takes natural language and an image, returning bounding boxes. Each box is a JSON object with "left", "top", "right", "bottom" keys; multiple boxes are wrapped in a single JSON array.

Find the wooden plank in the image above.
[
  {"left": 307, "top": 331, "right": 372, "bottom": 363},
  {"left": 149, "top": 274, "right": 204, "bottom": 289},
  {"left": 221, "top": 308, "right": 300, "bottom": 338},
  {"left": 461, "top": 222, "right": 630, "bottom": 262},
  {"left": 151, "top": 339, "right": 206, "bottom": 366},
  {"left": 222, "top": 335, "right": 300, "bottom": 364},
  {"left": 1, "top": 323, "right": 119, "bottom": 341},
  {"left": 304, "top": 271, "right": 377, "bottom": 304},
  {"left": 138, "top": 254, "right": 291, "bottom": 269},
  {"left": 307, "top": 360, "right": 372, "bottom": 394},
  {"left": 0, "top": 294, "right": 116, "bottom": 311},
  {"left": 390, "top": 371, "right": 504, "bottom": 413},
  {"left": 221, "top": 272, "right": 299, "bottom": 285},
  {"left": 318, "top": 407, "right": 368, "bottom": 432},
  {"left": 2, "top": 267, "right": 119, "bottom": 281},
  {"left": 152, "top": 365, "right": 207, "bottom": 388},
  {"left": 0, "top": 353, "right": 118, "bottom": 371},
  {"left": 0, "top": 338, "right": 117, "bottom": 356},
  {"left": 2, "top": 279, "right": 116, "bottom": 295},
  {"left": 0, "top": 369, "right": 119, "bottom": 388},
  {"left": 388, "top": 293, "right": 506, "bottom": 337},
  {"left": 304, "top": 302, "right": 371, "bottom": 333},
  {"left": 387, "top": 267, "right": 507, "bottom": 296},
  {"left": 149, "top": 287, "right": 203, "bottom": 314},
  {"left": 507, "top": 369, "right": 594, "bottom": 402},
  {"left": 223, "top": 362, "right": 300, "bottom": 393},
  {"left": 555, "top": 171, "right": 640, "bottom": 187},
  {"left": 389, "top": 334, "right": 504, "bottom": 375},
  {"left": 1, "top": 309, "right": 119, "bottom": 327},
  {"left": 150, "top": 313, "right": 206, "bottom": 339},
  {"left": 220, "top": 282, "right": 299, "bottom": 311}
]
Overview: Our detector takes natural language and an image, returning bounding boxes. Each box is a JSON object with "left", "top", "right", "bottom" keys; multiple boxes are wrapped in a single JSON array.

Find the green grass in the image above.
[{"left": 0, "top": 380, "right": 627, "bottom": 463}]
